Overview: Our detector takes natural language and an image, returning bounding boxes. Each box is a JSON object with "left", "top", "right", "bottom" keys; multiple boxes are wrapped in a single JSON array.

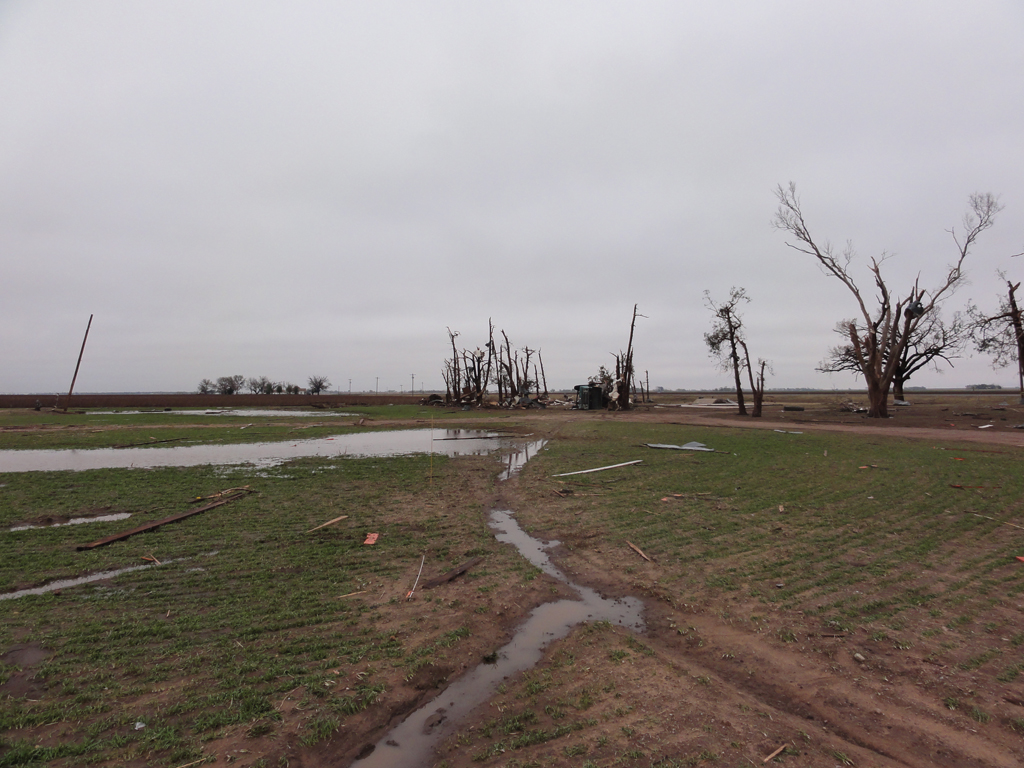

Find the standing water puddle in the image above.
[
  {"left": 0, "top": 430, "right": 502, "bottom": 473},
  {"left": 354, "top": 442, "right": 644, "bottom": 768},
  {"left": 10, "top": 512, "right": 132, "bottom": 532}
]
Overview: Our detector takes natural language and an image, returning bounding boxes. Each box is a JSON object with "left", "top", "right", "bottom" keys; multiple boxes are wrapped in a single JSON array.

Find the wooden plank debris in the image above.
[
  {"left": 553, "top": 460, "right": 641, "bottom": 477},
  {"left": 422, "top": 556, "right": 484, "bottom": 589},
  {"left": 307, "top": 514, "right": 349, "bottom": 533},
  {"left": 763, "top": 744, "right": 787, "bottom": 763},
  {"left": 336, "top": 591, "right": 367, "bottom": 599},
  {"left": 626, "top": 540, "right": 653, "bottom": 562},
  {"left": 77, "top": 492, "right": 248, "bottom": 551},
  {"left": 363, "top": 533, "right": 379, "bottom": 545}
]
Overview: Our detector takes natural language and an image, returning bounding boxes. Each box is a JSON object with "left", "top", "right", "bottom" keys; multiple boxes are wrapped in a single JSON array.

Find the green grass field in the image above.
[{"left": 2, "top": 410, "right": 1023, "bottom": 766}]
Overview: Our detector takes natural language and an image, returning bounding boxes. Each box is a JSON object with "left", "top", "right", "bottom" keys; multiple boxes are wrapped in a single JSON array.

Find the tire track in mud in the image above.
[{"left": 636, "top": 603, "right": 1021, "bottom": 768}]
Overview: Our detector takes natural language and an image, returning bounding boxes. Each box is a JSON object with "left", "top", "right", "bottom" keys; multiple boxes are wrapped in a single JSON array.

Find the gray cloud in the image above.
[{"left": 2, "top": 1, "right": 1022, "bottom": 394}]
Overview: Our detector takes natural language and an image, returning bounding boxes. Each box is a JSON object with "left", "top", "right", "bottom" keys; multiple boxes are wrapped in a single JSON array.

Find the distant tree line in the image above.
[{"left": 197, "top": 375, "right": 331, "bottom": 395}]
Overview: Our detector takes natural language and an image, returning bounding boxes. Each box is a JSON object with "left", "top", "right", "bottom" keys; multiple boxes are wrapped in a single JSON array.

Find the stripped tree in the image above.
[
  {"left": 704, "top": 288, "right": 770, "bottom": 416},
  {"left": 773, "top": 183, "right": 1000, "bottom": 418},
  {"left": 818, "top": 310, "right": 969, "bottom": 401},
  {"left": 608, "top": 304, "right": 641, "bottom": 411},
  {"left": 704, "top": 288, "right": 749, "bottom": 415}
]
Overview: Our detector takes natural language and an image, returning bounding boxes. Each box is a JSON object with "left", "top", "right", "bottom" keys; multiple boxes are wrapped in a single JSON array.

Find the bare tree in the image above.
[
  {"left": 704, "top": 288, "right": 749, "bottom": 415},
  {"left": 773, "top": 183, "right": 1000, "bottom": 418},
  {"left": 818, "top": 311, "right": 969, "bottom": 401},
  {"left": 216, "top": 375, "right": 246, "bottom": 395},
  {"left": 247, "top": 375, "right": 277, "bottom": 395},
  {"left": 704, "top": 288, "right": 770, "bottom": 416},
  {"left": 969, "top": 276, "right": 1024, "bottom": 403},
  {"left": 197, "top": 378, "right": 215, "bottom": 394},
  {"left": 307, "top": 376, "right": 331, "bottom": 395}
]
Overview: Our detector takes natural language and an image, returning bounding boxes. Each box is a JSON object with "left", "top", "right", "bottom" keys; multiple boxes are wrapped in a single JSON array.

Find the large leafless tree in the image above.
[
  {"left": 773, "top": 183, "right": 1000, "bottom": 418},
  {"left": 818, "top": 310, "right": 970, "bottom": 401}
]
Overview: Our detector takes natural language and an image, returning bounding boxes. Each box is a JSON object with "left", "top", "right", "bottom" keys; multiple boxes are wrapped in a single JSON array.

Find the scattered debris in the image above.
[
  {"left": 978, "top": 424, "right": 994, "bottom": 429},
  {"left": 363, "top": 533, "right": 379, "bottom": 545},
  {"left": 77, "top": 490, "right": 251, "bottom": 550},
  {"left": 553, "top": 460, "right": 642, "bottom": 477},
  {"left": 142, "top": 553, "right": 161, "bottom": 565},
  {"left": 853, "top": 652, "right": 866, "bottom": 663},
  {"left": 893, "top": 399, "right": 911, "bottom": 406},
  {"left": 337, "top": 591, "right": 367, "bottom": 599},
  {"left": 551, "top": 489, "right": 574, "bottom": 497},
  {"left": 422, "top": 556, "right": 484, "bottom": 589},
  {"left": 307, "top": 514, "right": 349, "bottom": 533},
  {"left": 645, "top": 442, "right": 714, "bottom": 452},
  {"left": 626, "top": 540, "right": 653, "bottom": 562}
]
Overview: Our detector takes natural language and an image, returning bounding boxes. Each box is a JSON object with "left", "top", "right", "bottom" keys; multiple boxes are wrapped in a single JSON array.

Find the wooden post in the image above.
[{"left": 63, "top": 314, "right": 93, "bottom": 412}]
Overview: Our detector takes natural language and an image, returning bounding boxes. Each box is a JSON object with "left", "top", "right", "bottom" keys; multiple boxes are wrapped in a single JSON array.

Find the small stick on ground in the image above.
[
  {"left": 307, "top": 514, "right": 349, "bottom": 533},
  {"left": 627, "top": 540, "right": 653, "bottom": 562},
  {"left": 973, "top": 513, "right": 1024, "bottom": 531},
  {"left": 337, "top": 591, "right": 367, "bottom": 599},
  {"left": 406, "top": 555, "right": 426, "bottom": 600},
  {"left": 191, "top": 486, "right": 251, "bottom": 503},
  {"left": 763, "top": 744, "right": 787, "bottom": 763},
  {"left": 553, "top": 460, "right": 642, "bottom": 477}
]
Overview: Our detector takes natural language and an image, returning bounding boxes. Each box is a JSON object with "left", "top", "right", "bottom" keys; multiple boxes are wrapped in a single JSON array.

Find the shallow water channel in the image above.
[
  {"left": 353, "top": 442, "right": 645, "bottom": 768},
  {"left": 0, "top": 429, "right": 503, "bottom": 473}
]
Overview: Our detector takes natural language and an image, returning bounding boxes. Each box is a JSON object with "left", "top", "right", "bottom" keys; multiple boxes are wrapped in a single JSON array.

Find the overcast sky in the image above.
[{"left": 2, "top": 1, "right": 1022, "bottom": 395}]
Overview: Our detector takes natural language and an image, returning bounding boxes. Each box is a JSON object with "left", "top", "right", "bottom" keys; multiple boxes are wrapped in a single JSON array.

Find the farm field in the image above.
[{"left": 1, "top": 395, "right": 1023, "bottom": 768}]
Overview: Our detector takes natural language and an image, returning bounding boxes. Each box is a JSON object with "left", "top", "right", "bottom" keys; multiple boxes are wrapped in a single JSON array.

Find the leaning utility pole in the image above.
[{"left": 62, "top": 314, "right": 93, "bottom": 412}]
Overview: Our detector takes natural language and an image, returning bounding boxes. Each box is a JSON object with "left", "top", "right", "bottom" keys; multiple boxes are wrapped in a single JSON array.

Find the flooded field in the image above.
[{"left": 0, "top": 429, "right": 504, "bottom": 472}]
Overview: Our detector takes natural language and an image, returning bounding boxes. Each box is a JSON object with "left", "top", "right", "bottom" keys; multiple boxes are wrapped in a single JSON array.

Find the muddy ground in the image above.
[
  {"left": 295, "top": 396, "right": 1024, "bottom": 767},
  {"left": 4, "top": 393, "right": 1024, "bottom": 768}
]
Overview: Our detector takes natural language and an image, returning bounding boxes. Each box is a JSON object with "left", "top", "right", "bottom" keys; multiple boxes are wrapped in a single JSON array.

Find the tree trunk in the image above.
[
  {"left": 893, "top": 378, "right": 905, "bottom": 402},
  {"left": 1006, "top": 282, "right": 1024, "bottom": 405},
  {"left": 731, "top": 359, "right": 747, "bottom": 415},
  {"left": 866, "top": 377, "right": 889, "bottom": 418}
]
